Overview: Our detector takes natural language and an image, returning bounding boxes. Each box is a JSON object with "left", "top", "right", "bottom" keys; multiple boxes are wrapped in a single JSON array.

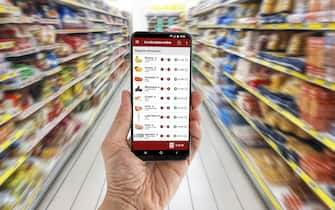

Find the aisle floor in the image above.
[{"left": 37, "top": 75, "right": 267, "bottom": 210}]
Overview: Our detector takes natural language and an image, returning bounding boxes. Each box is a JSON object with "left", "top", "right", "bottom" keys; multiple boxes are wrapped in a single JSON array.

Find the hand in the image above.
[{"left": 99, "top": 90, "right": 202, "bottom": 210}]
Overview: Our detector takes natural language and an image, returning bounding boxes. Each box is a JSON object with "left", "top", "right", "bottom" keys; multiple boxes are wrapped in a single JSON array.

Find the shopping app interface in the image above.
[{"left": 132, "top": 37, "right": 191, "bottom": 151}]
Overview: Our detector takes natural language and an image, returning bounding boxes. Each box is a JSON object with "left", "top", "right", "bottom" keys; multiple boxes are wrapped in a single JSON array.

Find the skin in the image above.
[{"left": 99, "top": 90, "right": 203, "bottom": 210}]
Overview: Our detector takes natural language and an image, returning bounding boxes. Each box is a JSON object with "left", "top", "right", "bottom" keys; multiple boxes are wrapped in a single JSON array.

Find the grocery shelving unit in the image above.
[
  {"left": 26, "top": 69, "right": 129, "bottom": 210},
  {"left": 0, "top": 0, "right": 130, "bottom": 209},
  {"left": 192, "top": 81, "right": 283, "bottom": 210},
  {"left": 188, "top": 0, "right": 335, "bottom": 209},
  {"left": 146, "top": 12, "right": 183, "bottom": 32}
]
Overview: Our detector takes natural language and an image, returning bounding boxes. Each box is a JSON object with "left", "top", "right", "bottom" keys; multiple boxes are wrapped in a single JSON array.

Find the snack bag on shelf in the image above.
[
  {"left": 248, "top": 148, "right": 300, "bottom": 185},
  {"left": 306, "top": 36, "right": 326, "bottom": 79},
  {"left": 260, "top": 0, "right": 277, "bottom": 15},
  {"left": 0, "top": 122, "right": 15, "bottom": 144},
  {"left": 275, "top": 0, "right": 294, "bottom": 14},
  {"left": 299, "top": 83, "right": 335, "bottom": 131}
]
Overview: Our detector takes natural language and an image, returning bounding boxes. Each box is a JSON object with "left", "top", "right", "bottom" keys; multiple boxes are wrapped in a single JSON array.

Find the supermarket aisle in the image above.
[{"left": 37, "top": 75, "right": 266, "bottom": 210}]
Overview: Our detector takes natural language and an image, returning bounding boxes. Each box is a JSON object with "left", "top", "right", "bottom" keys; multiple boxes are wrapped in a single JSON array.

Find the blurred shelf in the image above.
[
  {"left": 56, "top": 28, "right": 106, "bottom": 34},
  {"left": 199, "top": 40, "right": 335, "bottom": 91},
  {"left": 4, "top": 44, "right": 61, "bottom": 58},
  {"left": 37, "top": 18, "right": 60, "bottom": 25},
  {"left": 87, "top": 77, "right": 109, "bottom": 99},
  {"left": 92, "top": 40, "right": 108, "bottom": 45},
  {"left": 223, "top": 71, "right": 335, "bottom": 152},
  {"left": 55, "top": 0, "right": 127, "bottom": 19},
  {"left": 39, "top": 44, "right": 61, "bottom": 51},
  {"left": 108, "top": 22, "right": 126, "bottom": 26},
  {"left": 25, "top": 69, "right": 130, "bottom": 210},
  {"left": 89, "top": 48, "right": 107, "bottom": 58},
  {"left": 110, "top": 60, "right": 126, "bottom": 74},
  {"left": 44, "top": 66, "right": 63, "bottom": 76},
  {"left": 193, "top": 82, "right": 283, "bottom": 210},
  {"left": 0, "top": 112, "right": 20, "bottom": 127},
  {"left": 221, "top": 93, "right": 335, "bottom": 209},
  {"left": 0, "top": 156, "right": 28, "bottom": 186},
  {"left": 0, "top": 16, "right": 33, "bottom": 24},
  {"left": 0, "top": 95, "right": 85, "bottom": 187},
  {"left": 197, "top": 24, "right": 256, "bottom": 29},
  {"left": 197, "top": 22, "right": 335, "bottom": 31},
  {"left": 192, "top": 64, "right": 215, "bottom": 86},
  {"left": 17, "top": 69, "right": 92, "bottom": 121},
  {"left": 86, "top": 67, "right": 108, "bottom": 84},
  {"left": 2, "top": 65, "right": 65, "bottom": 91},
  {"left": 1, "top": 73, "right": 44, "bottom": 91},
  {"left": 87, "top": 18, "right": 105, "bottom": 23},
  {"left": 0, "top": 41, "right": 15, "bottom": 50},
  {"left": 196, "top": 39, "right": 221, "bottom": 49},
  {"left": 0, "top": 130, "right": 25, "bottom": 153},
  {"left": 91, "top": 56, "right": 108, "bottom": 69},
  {"left": 0, "top": 3, "right": 21, "bottom": 15},
  {"left": 4, "top": 48, "right": 40, "bottom": 58},
  {"left": 198, "top": 39, "right": 335, "bottom": 91},
  {"left": 117, "top": 41, "right": 129, "bottom": 48},
  {"left": 107, "top": 30, "right": 123, "bottom": 35},
  {"left": 192, "top": 0, "right": 244, "bottom": 16},
  {"left": 108, "top": 50, "right": 129, "bottom": 64},
  {"left": 0, "top": 71, "right": 18, "bottom": 82},
  {"left": 0, "top": 67, "right": 63, "bottom": 93},
  {"left": 226, "top": 48, "right": 335, "bottom": 91},
  {"left": 58, "top": 51, "right": 92, "bottom": 64},
  {"left": 192, "top": 52, "right": 217, "bottom": 68}
]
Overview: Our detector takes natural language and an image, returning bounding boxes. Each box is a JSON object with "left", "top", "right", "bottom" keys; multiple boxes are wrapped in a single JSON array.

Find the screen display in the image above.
[{"left": 132, "top": 34, "right": 191, "bottom": 153}]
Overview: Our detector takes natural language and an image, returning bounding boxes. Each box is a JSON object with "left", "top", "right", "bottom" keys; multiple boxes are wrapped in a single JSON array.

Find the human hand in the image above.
[{"left": 99, "top": 90, "right": 202, "bottom": 210}]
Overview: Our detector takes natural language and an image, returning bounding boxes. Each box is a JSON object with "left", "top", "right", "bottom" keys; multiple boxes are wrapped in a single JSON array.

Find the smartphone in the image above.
[{"left": 131, "top": 32, "right": 192, "bottom": 161}]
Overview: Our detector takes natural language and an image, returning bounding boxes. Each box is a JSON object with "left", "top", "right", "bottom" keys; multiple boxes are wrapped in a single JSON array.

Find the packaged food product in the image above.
[
  {"left": 236, "top": 92, "right": 261, "bottom": 117},
  {"left": 268, "top": 74, "right": 288, "bottom": 92},
  {"left": 280, "top": 78, "right": 302, "bottom": 98},
  {"left": 306, "top": 37, "right": 326, "bottom": 79},
  {"left": 248, "top": 148, "right": 299, "bottom": 185},
  {"left": 301, "top": 153, "right": 335, "bottom": 183},
  {"left": 286, "top": 33, "right": 312, "bottom": 56},
  {"left": 232, "top": 125, "right": 265, "bottom": 146},
  {"left": 299, "top": 83, "right": 335, "bottom": 131},
  {"left": 260, "top": 0, "right": 277, "bottom": 15},
  {"left": 275, "top": 0, "right": 294, "bottom": 13},
  {"left": 55, "top": 43, "right": 73, "bottom": 58},
  {"left": 0, "top": 122, "right": 14, "bottom": 144},
  {"left": 309, "top": 0, "right": 335, "bottom": 12}
]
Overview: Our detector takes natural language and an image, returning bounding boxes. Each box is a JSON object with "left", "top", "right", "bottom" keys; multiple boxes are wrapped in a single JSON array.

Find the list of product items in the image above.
[{"left": 132, "top": 49, "right": 190, "bottom": 145}]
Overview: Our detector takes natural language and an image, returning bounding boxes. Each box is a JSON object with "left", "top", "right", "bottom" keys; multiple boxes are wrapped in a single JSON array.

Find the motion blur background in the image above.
[{"left": 1, "top": 0, "right": 335, "bottom": 209}]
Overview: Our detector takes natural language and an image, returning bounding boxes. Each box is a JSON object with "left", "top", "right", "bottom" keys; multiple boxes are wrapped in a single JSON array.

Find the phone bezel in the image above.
[{"left": 130, "top": 31, "right": 192, "bottom": 161}]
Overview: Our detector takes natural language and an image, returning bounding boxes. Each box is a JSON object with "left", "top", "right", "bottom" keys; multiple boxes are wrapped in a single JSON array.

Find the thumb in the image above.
[{"left": 105, "top": 90, "right": 131, "bottom": 148}]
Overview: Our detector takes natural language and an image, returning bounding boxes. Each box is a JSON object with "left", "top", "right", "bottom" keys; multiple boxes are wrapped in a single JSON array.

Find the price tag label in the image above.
[
  {"left": 309, "top": 23, "right": 325, "bottom": 29},
  {"left": 0, "top": 114, "right": 12, "bottom": 124},
  {"left": 294, "top": 23, "right": 304, "bottom": 29},
  {"left": 278, "top": 23, "right": 290, "bottom": 29}
]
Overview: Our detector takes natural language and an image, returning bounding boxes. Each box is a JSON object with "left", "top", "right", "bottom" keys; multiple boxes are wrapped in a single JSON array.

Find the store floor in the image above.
[{"left": 37, "top": 75, "right": 267, "bottom": 210}]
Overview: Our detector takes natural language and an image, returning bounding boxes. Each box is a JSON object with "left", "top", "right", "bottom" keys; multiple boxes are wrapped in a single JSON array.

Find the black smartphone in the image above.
[{"left": 131, "top": 32, "right": 192, "bottom": 161}]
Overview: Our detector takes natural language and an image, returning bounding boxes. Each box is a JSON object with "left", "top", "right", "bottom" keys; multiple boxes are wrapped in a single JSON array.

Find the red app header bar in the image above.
[
  {"left": 133, "top": 141, "right": 189, "bottom": 150},
  {"left": 133, "top": 38, "right": 191, "bottom": 47}
]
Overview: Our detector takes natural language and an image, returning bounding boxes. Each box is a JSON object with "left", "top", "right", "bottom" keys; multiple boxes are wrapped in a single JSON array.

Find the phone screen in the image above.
[{"left": 131, "top": 32, "right": 192, "bottom": 160}]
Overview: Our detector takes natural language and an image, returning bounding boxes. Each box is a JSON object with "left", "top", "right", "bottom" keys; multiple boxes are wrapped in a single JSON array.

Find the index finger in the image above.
[{"left": 191, "top": 91, "right": 203, "bottom": 110}]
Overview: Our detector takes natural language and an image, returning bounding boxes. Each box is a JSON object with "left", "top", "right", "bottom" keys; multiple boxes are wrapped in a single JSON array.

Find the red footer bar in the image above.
[{"left": 133, "top": 141, "right": 189, "bottom": 150}]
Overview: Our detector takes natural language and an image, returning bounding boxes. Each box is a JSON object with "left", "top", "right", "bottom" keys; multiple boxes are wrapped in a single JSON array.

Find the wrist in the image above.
[{"left": 99, "top": 196, "right": 137, "bottom": 210}]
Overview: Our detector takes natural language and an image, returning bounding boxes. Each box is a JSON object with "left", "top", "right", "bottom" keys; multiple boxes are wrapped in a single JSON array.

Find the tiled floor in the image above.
[{"left": 37, "top": 76, "right": 266, "bottom": 210}]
